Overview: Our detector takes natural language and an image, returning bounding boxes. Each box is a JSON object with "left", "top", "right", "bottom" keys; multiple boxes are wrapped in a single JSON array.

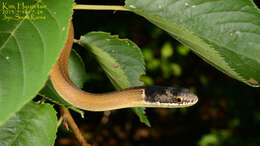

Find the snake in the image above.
[{"left": 50, "top": 22, "right": 198, "bottom": 111}]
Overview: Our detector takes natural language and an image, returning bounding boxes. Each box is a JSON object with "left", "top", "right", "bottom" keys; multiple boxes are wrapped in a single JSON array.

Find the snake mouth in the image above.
[{"left": 143, "top": 97, "right": 198, "bottom": 108}]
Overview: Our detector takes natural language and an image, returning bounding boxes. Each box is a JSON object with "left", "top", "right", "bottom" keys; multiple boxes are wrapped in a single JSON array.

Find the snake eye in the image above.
[{"left": 176, "top": 96, "right": 183, "bottom": 103}]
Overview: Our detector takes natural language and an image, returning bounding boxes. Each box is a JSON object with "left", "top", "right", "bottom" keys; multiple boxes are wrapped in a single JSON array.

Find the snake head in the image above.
[{"left": 143, "top": 86, "right": 198, "bottom": 108}]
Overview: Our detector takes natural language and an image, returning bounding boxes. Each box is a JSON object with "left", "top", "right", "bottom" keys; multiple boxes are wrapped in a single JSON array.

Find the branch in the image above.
[
  {"left": 60, "top": 107, "right": 91, "bottom": 146},
  {"left": 73, "top": 4, "right": 130, "bottom": 11}
]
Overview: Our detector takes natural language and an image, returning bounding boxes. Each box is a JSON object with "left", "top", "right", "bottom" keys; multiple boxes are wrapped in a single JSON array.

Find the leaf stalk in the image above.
[{"left": 73, "top": 4, "right": 129, "bottom": 11}]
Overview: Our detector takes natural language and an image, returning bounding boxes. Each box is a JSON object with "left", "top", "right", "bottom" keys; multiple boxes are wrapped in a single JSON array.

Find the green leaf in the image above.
[
  {"left": 40, "top": 50, "right": 85, "bottom": 117},
  {"left": 161, "top": 42, "right": 174, "bottom": 59},
  {"left": 171, "top": 63, "right": 182, "bottom": 77},
  {"left": 143, "top": 48, "right": 154, "bottom": 61},
  {"left": 125, "top": 0, "right": 260, "bottom": 87},
  {"left": 0, "top": 102, "right": 57, "bottom": 146},
  {"left": 177, "top": 45, "right": 190, "bottom": 56},
  {"left": 68, "top": 50, "right": 88, "bottom": 89},
  {"left": 147, "top": 59, "right": 160, "bottom": 70},
  {"left": 139, "top": 75, "right": 154, "bottom": 85},
  {"left": 79, "top": 32, "right": 150, "bottom": 126},
  {"left": 132, "top": 107, "right": 151, "bottom": 127},
  {"left": 161, "top": 61, "right": 172, "bottom": 78},
  {"left": 198, "top": 130, "right": 231, "bottom": 146},
  {"left": 0, "top": 0, "right": 73, "bottom": 125},
  {"left": 80, "top": 32, "right": 145, "bottom": 89}
]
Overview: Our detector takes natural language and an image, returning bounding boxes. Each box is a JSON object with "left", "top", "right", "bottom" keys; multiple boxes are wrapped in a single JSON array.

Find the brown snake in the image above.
[{"left": 50, "top": 22, "right": 198, "bottom": 111}]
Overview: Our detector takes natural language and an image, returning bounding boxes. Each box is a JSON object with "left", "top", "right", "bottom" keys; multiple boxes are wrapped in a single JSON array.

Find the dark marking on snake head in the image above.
[{"left": 144, "top": 86, "right": 198, "bottom": 104}]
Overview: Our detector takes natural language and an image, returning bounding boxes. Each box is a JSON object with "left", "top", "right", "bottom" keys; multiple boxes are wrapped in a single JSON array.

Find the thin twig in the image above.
[
  {"left": 73, "top": 4, "right": 130, "bottom": 11},
  {"left": 57, "top": 116, "right": 64, "bottom": 127},
  {"left": 60, "top": 107, "right": 91, "bottom": 146}
]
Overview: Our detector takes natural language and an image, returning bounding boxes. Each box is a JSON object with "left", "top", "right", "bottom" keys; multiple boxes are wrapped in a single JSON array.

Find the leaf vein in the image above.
[
  {"left": 28, "top": 20, "right": 46, "bottom": 74},
  {"left": 12, "top": 35, "right": 26, "bottom": 96}
]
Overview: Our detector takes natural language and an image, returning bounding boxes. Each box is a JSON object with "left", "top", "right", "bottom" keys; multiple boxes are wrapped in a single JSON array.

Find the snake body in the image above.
[{"left": 50, "top": 22, "right": 198, "bottom": 111}]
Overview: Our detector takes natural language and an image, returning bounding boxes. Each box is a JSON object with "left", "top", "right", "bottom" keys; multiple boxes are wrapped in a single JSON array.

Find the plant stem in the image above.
[
  {"left": 60, "top": 107, "right": 91, "bottom": 146},
  {"left": 57, "top": 116, "right": 63, "bottom": 127},
  {"left": 73, "top": 4, "right": 130, "bottom": 11}
]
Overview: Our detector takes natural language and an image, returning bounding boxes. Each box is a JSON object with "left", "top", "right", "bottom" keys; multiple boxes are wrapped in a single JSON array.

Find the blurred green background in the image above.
[{"left": 55, "top": 0, "right": 260, "bottom": 145}]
